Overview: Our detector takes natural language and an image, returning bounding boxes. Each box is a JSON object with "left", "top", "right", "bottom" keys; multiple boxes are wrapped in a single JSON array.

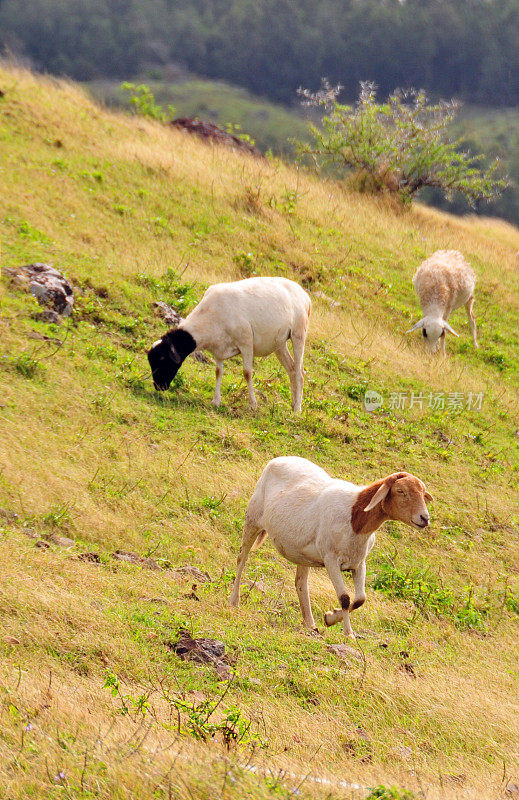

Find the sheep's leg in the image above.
[
  {"left": 350, "top": 562, "right": 366, "bottom": 612},
  {"left": 290, "top": 332, "right": 307, "bottom": 413},
  {"left": 211, "top": 360, "right": 224, "bottom": 406},
  {"left": 240, "top": 346, "right": 257, "bottom": 410},
  {"left": 229, "top": 516, "right": 261, "bottom": 607},
  {"left": 275, "top": 343, "right": 297, "bottom": 403},
  {"left": 323, "top": 557, "right": 355, "bottom": 638},
  {"left": 295, "top": 565, "right": 318, "bottom": 631},
  {"left": 465, "top": 297, "right": 478, "bottom": 348}
]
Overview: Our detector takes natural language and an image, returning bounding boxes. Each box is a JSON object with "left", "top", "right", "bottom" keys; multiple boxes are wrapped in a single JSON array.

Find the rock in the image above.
[
  {"left": 77, "top": 552, "right": 101, "bottom": 563},
  {"left": 46, "top": 533, "right": 75, "bottom": 548},
  {"left": 171, "top": 117, "right": 262, "bottom": 158},
  {"left": 3, "top": 635, "right": 20, "bottom": 645},
  {"left": 35, "top": 539, "right": 50, "bottom": 549},
  {"left": 152, "top": 301, "right": 211, "bottom": 364},
  {"left": 153, "top": 301, "right": 182, "bottom": 327},
  {"left": 35, "top": 310, "right": 62, "bottom": 324},
  {"left": 328, "top": 644, "right": 363, "bottom": 662},
  {"left": 167, "top": 629, "right": 232, "bottom": 680},
  {"left": 3, "top": 263, "right": 74, "bottom": 317},
  {"left": 171, "top": 565, "right": 211, "bottom": 583},
  {"left": 112, "top": 550, "right": 160, "bottom": 570}
]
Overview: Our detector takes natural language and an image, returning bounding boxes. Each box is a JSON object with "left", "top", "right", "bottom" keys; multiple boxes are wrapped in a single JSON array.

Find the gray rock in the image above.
[{"left": 4, "top": 263, "right": 73, "bottom": 317}]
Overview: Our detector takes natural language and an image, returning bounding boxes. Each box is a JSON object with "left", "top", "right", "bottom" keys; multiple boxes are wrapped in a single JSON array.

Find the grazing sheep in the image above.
[
  {"left": 407, "top": 250, "right": 478, "bottom": 354},
  {"left": 147, "top": 277, "right": 311, "bottom": 411},
  {"left": 230, "top": 457, "right": 433, "bottom": 639}
]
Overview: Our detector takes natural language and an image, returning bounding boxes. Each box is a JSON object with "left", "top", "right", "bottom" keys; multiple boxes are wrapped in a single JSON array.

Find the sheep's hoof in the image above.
[
  {"left": 229, "top": 597, "right": 239, "bottom": 608},
  {"left": 324, "top": 610, "right": 338, "bottom": 627},
  {"left": 211, "top": 398, "right": 222, "bottom": 407},
  {"left": 310, "top": 627, "right": 322, "bottom": 637}
]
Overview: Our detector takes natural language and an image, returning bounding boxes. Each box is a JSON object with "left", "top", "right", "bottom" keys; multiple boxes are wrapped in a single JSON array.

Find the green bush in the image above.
[
  {"left": 297, "top": 81, "right": 508, "bottom": 207},
  {"left": 121, "top": 82, "right": 174, "bottom": 122}
]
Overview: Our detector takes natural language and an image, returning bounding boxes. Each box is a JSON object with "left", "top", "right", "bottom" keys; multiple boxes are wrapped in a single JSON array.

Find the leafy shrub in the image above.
[
  {"left": 121, "top": 82, "right": 174, "bottom": 122},
  {"left": 172, "top": 697, "right": 263, "bottom": 750},
  {"left": 297, "top": 81, "right": 508, "bottom": 206}
]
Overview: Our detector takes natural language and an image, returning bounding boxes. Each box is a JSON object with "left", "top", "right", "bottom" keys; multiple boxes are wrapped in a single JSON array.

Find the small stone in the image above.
[
  {"left": 112, "top": 550, "right": 160, "bottom": 570},
  {"left": 171, "top": 565, "right": 211, "bottom": 583},
  {"left": 35, "top": 540, "right": 50, "bottom": 549},
  {"left": 77, "top": 552, "right": 101, "bottom": 563},
  {"left": 328, "top": 643, "right": 363, "bottom": 662},
  {"left": 47, "top": 533, "right": 75, "bottom": 548},
  {"left": 506, "top": 783, "right": 519, "bottom": 797},
  {"left": 0, "top": 508, "right": 18, "bottom": 523}
]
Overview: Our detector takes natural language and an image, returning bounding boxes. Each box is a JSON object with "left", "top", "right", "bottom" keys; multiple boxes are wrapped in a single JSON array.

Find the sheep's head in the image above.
[
  {"left": 147, "top": 328, "right": 196, "bottom": 391},
  {"left": 363, "top": 472, "right": 433, "bottom": 529},
  {"left": 406, "top": 315, "right": 459, "bottom": 351}
]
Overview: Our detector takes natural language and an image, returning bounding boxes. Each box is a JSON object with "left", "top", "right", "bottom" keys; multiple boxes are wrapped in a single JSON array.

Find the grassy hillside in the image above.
[
  {"left": 87, "top": 76, "right": 312, "bottom": 157},
  {"left": 89, "top": 76, "right": 519, "bottom": 226},
  {"left": 0, "top": 66, "right": 518, "bottom": 800}
]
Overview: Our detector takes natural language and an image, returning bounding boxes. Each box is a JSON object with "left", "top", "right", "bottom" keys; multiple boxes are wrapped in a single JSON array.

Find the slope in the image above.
[{"left": 0, "top": 66, "right": 518, "bottom": 800}]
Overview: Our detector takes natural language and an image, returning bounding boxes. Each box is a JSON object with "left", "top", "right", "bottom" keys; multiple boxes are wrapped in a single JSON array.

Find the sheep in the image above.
[
  {"left": 229, "top": 456, "right": 433, "bottom": 639},
  {"left": 407, "top": 250, "right": 478, "bottom": 354},
  {"left": 147, "top": 276, "right": 311, "bottom": 412}
]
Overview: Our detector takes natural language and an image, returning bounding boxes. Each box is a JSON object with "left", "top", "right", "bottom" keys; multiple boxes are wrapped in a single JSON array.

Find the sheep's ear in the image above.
[
  {"left": 442, "top": 321, "right": 459, "bottom": 337},
  {"left": 364, "top": 482, "right": 390, "bottom": 512},
  {"left": 424, "top": 490, "right": 434, "bottom": 502},
  {"left": 406, "top": 319, "right": 424, "bottom": 333}
]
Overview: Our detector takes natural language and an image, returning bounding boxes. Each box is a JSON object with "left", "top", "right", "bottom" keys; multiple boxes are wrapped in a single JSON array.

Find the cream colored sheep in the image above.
[{"left": 407, "top": 250, "right": 478, "bottom": 354}]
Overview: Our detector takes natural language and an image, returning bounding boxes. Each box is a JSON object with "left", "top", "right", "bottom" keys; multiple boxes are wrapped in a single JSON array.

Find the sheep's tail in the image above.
[{"left": 251, "top": 531, "right": 268, "bottom": 551}]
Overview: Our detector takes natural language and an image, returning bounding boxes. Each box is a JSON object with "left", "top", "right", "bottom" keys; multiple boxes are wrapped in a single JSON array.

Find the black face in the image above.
[
  {"left": 147, "top": 338, "right": 180, "bottom": 391},
  {"left": 147, "top": 328, "right": 197, "bottom": 391}
]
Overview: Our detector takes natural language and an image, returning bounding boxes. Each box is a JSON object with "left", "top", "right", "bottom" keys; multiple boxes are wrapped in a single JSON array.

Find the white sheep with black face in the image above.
[
  {"left": 407, "top": 250, "right": 478, "bottom": 354},
  {"left": 147, "top": 276, "right": 311, "bottom": 412}
]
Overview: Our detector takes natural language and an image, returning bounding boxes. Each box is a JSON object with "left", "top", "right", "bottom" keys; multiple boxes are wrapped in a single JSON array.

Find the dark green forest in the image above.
[{"left": 1, "top": 0, "right": 518, "bottom": 107}]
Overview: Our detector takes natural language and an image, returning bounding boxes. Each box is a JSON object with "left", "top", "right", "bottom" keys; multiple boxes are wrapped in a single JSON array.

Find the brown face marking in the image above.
[{"left": 351, "top": 472, "right": 430, "bottom": 534}]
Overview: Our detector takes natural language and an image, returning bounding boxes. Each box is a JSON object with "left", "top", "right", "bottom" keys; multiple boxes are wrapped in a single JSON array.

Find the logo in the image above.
[{"left": 364, "top": 390, "right": 383, "bottom": 412}]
